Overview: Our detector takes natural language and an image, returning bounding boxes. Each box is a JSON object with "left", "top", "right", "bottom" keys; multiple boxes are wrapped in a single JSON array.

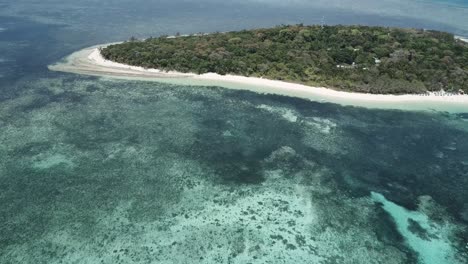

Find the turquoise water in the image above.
[
  {"left": 1, "top": 1, "right": 468, "bottom": 263},
  {"left": 372, "top": 192, "right": 460, "bottom": 263}
]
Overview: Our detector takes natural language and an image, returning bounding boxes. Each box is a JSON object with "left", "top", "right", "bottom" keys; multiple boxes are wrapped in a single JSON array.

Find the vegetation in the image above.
[{"left": 101, "top": 25, "right": 468, "bottom": 94}]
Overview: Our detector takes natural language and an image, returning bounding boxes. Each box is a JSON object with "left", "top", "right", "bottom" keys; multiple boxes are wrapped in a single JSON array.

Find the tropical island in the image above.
[{"left": 100, "top": 25, "right": 468, "bottom": 94}]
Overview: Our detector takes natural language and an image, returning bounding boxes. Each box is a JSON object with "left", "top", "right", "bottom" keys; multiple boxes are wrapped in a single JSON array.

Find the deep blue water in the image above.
[{"left": 0, "top": 1, "right": 467, "bottom": 263}]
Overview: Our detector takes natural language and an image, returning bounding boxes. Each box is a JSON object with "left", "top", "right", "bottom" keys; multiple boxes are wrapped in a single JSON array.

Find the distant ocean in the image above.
[{"left": 426, "top": 0, "right": 468, "bottom": 7}]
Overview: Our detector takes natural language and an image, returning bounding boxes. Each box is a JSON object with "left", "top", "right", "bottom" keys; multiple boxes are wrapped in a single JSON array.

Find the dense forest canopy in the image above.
[{"left": 101, "top": 25, "right": 468, "bottom": 94}]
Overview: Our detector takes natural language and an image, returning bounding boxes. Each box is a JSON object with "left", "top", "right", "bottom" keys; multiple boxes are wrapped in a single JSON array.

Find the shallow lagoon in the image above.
[
  {"left": 1, "top": 75, "right": 467, "bottom": 263},
  {"left": 1, "top": 1, "right": 468, "bottom": 263}
]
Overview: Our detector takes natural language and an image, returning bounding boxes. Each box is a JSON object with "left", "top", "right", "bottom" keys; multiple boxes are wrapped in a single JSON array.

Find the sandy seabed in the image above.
[{"left": 49, "top": 44, "right": 468, "bottom": 112}]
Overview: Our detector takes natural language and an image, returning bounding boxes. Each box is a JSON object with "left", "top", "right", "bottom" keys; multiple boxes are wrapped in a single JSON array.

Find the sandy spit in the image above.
[{"left": 49, "top": 44, "right": 468, "bottom": 112}]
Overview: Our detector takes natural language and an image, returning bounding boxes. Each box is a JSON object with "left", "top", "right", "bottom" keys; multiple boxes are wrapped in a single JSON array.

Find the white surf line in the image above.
[
  {"left": 455, "top": 36, "right": 468, "bottom": 43},
  {"left": 371, "top": 192, "right": 460, "bottom": 264}
]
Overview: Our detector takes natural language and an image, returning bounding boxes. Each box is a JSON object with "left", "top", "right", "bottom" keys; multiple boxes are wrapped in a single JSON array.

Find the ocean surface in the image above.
[{"left": 0, "top": 1, "right": 468, "bottom": 263}]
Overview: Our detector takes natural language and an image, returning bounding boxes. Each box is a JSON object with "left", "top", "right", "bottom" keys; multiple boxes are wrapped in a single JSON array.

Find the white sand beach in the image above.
[
  {"left": 49, "top": 44, "right": 468, "bottom": 112},
  {"left": 455, "top": 35, "right": 468, "bottom": 43}
]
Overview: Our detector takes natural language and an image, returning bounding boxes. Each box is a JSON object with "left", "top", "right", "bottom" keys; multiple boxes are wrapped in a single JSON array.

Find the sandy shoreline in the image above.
[
  {"left": 455, "top": 35, "right": 468, "bottom": 43},
  {"left": 49, "top": 44, "right": 468, "bottom": 112}
]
